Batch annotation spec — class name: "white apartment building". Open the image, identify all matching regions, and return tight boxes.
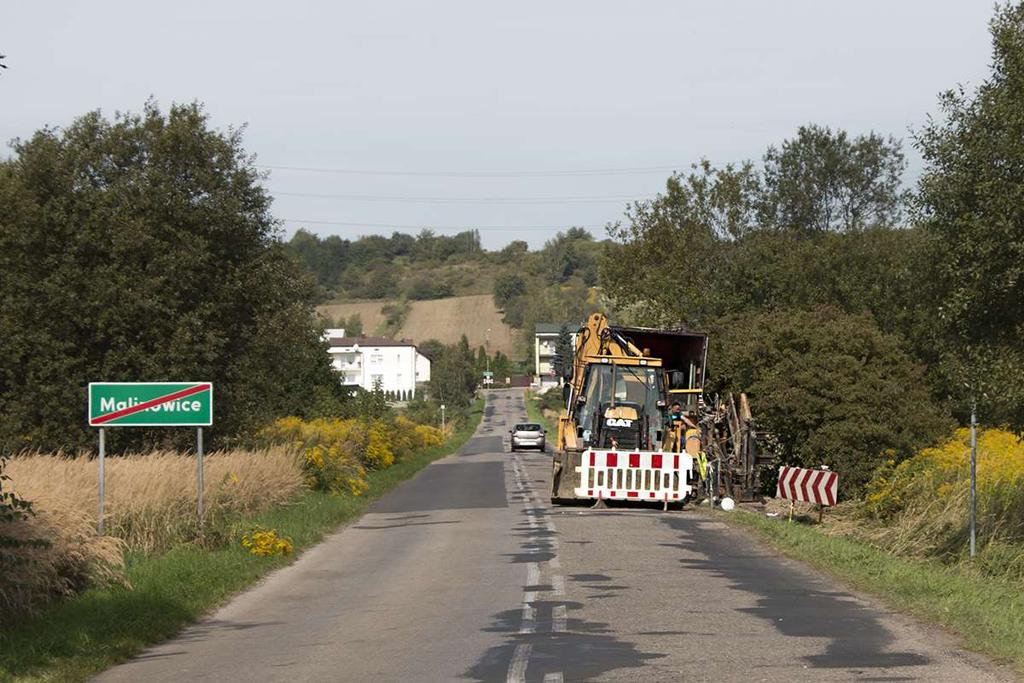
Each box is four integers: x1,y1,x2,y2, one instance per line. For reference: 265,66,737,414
325,330,431,397
534,323,578,389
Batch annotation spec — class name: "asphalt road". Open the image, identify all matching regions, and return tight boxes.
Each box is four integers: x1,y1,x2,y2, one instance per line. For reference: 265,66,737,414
97,389,1012,682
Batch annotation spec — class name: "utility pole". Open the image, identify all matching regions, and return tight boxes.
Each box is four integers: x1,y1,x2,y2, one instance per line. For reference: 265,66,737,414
970,397,977,559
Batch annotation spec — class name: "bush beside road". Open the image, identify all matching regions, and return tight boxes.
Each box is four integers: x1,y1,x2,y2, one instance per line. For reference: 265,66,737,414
524,389,560,437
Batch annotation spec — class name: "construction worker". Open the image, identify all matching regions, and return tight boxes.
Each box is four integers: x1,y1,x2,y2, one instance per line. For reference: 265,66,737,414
665,401,697,451
669,401,697,429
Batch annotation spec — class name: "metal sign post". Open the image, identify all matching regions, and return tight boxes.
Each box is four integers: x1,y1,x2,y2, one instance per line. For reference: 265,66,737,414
98,428,106,535
970,399,977,559
441,404,446,432
197,427,205,527
89,382,213,535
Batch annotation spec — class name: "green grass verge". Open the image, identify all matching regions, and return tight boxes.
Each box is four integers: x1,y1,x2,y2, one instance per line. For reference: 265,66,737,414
524,390,557,434
0,399,484,683
725,510,1024,673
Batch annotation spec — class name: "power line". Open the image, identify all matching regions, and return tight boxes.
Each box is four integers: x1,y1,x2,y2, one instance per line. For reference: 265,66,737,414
282,218,612,232
272,190,651,204
259,163,683,178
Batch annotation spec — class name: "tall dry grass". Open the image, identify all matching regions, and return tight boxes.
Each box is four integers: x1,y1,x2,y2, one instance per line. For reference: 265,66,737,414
2,447,305,618
6,447,305,554
1,504,125,621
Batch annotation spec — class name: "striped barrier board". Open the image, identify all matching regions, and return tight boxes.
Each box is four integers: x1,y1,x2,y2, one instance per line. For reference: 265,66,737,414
575,450,694,502
776,465,838,506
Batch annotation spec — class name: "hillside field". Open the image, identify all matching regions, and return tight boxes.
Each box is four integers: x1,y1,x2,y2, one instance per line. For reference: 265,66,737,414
319,294,520,358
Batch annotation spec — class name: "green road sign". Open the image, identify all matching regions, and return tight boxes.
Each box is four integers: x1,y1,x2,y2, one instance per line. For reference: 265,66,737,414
483,371,494,378
88,382,213,427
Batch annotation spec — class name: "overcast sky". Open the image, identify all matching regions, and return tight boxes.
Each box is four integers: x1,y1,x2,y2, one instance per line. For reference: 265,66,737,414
2,1,997,249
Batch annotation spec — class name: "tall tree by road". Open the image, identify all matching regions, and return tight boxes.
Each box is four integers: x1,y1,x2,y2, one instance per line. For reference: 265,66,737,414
603,126,910,328
553,324,574,381
0,101,343,451
915,1,1024,430
604,162,754,326
760,125,906,233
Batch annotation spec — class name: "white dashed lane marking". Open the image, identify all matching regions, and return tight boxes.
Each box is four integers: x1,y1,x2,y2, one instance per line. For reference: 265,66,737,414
508,643,531,683
504,392,565,683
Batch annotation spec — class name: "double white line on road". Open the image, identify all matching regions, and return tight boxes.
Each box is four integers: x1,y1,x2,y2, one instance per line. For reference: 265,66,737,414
508,436,566,683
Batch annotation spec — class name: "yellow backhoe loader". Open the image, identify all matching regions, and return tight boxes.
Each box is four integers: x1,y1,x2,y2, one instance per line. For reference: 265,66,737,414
549,313,766,505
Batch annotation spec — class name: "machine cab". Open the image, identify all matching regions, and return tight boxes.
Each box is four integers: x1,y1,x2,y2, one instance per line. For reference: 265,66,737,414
573,362,664,450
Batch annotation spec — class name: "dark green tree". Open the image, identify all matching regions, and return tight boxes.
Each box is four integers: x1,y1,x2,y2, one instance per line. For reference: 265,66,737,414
0,102,343,450
493,273,527,309
709,307,950,495
491,351,512,380
603,163,746,326
426,338,477,408
475,346,488,376
344,313,364,337
363,263,400,299
499,240,529,260
553,323,574,380
760,124,906,233
417,338,445,362
603,144,914,330
348,377,390,419
406,277,454,300
915,2,1024,430
286,230,349,294
543,229,594,284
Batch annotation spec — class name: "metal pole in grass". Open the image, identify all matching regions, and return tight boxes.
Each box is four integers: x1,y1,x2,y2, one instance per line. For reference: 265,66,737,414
98,427,106,535
970,398,977,559
197,427,205,528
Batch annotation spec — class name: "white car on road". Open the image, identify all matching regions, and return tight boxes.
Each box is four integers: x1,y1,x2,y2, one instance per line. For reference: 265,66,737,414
509,422,546,451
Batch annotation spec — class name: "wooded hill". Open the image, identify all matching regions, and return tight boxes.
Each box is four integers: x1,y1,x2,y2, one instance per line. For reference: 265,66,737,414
287,226,612,358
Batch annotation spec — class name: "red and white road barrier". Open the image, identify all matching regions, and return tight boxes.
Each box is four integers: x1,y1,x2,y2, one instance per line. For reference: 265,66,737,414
575,450,694,502
776,465,838,506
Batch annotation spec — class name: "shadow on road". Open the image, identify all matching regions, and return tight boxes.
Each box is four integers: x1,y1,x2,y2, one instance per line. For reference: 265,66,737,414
662,516,930,671
467,498,665,682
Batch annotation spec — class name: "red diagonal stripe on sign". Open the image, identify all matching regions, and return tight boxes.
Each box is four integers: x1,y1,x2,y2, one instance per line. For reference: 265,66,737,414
824,472,838,506
776,467,788,499
781,467,793,499
93,384,210,425
799,469,812,502
788,468,800,501
809,471,824,505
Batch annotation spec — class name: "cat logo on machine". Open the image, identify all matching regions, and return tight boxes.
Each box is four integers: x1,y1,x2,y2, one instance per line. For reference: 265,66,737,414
605,418,633,428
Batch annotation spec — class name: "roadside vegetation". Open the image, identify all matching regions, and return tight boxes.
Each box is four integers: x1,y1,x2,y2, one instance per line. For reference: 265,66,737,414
0,400,482,682
1,402,448,622
857,428,1024,579
525,389,561,436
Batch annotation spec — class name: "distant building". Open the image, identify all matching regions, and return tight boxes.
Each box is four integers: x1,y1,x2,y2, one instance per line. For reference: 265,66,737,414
325,330,431,397
534,323,578,389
